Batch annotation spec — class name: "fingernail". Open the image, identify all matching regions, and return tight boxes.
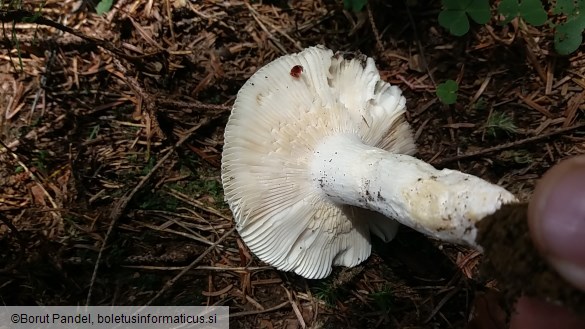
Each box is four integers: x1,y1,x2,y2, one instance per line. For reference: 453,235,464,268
530,156,585,290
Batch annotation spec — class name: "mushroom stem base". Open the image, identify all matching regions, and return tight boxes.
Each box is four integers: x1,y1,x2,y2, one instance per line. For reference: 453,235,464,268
310,133,517,247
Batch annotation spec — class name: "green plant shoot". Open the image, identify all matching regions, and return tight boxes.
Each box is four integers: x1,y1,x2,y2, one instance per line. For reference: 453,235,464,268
436,80,459,105
485,112,517,137
96,0,113,15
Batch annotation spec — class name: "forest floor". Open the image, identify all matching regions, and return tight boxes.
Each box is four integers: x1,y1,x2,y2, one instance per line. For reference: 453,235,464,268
0,0,584,328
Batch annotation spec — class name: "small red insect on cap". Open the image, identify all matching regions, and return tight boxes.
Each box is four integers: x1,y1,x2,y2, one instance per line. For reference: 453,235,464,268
290,65,303,78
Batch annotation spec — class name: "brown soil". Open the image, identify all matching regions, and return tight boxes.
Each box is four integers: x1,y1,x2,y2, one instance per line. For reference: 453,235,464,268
1,0,584,328
476,203,585,316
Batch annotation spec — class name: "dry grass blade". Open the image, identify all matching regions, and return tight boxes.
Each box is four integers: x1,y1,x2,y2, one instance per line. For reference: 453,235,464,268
165,188,231,220
136,221,215,246
245,3,287,55
284,286,307,329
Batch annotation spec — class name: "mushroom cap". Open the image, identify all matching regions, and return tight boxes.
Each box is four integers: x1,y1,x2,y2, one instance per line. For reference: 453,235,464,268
221,46,416,279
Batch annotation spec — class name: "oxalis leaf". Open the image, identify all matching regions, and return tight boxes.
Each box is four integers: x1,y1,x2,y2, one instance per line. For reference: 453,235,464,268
555,15,585,55
95,0,113,15
467,0,491,24
498,0,519,24
498,0,547,26
518,0,547,26
438,10,471,36
439,0,490,35
553,0,578,15
436,80,459,105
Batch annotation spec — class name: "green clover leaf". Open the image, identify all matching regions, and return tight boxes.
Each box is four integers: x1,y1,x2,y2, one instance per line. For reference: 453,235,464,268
439,0,491,36
436,80,459,105
498,0,547,26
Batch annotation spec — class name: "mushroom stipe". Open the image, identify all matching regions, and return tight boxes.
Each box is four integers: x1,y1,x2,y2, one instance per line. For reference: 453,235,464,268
477,203,585,316
221,46,584,315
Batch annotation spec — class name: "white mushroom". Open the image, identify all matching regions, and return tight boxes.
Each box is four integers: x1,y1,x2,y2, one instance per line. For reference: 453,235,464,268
221,45,517,279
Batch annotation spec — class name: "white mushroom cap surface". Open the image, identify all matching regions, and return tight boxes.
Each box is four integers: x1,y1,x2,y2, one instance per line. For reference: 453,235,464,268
221,46,517,279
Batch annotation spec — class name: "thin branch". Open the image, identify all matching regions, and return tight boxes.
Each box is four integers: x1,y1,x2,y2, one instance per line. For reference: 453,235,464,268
432,121,585,166
156,99,231,112
0,9,156,61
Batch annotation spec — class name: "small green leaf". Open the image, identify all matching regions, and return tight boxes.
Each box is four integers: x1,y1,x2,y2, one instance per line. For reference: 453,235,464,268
467,0,491,24
343,0,367,12
498,0,519,24
436,80,459,105
95,0,113,15
438,10,470,36
553,0,578,15
498,0,549,26
519,0,547,26
554,18,585,55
